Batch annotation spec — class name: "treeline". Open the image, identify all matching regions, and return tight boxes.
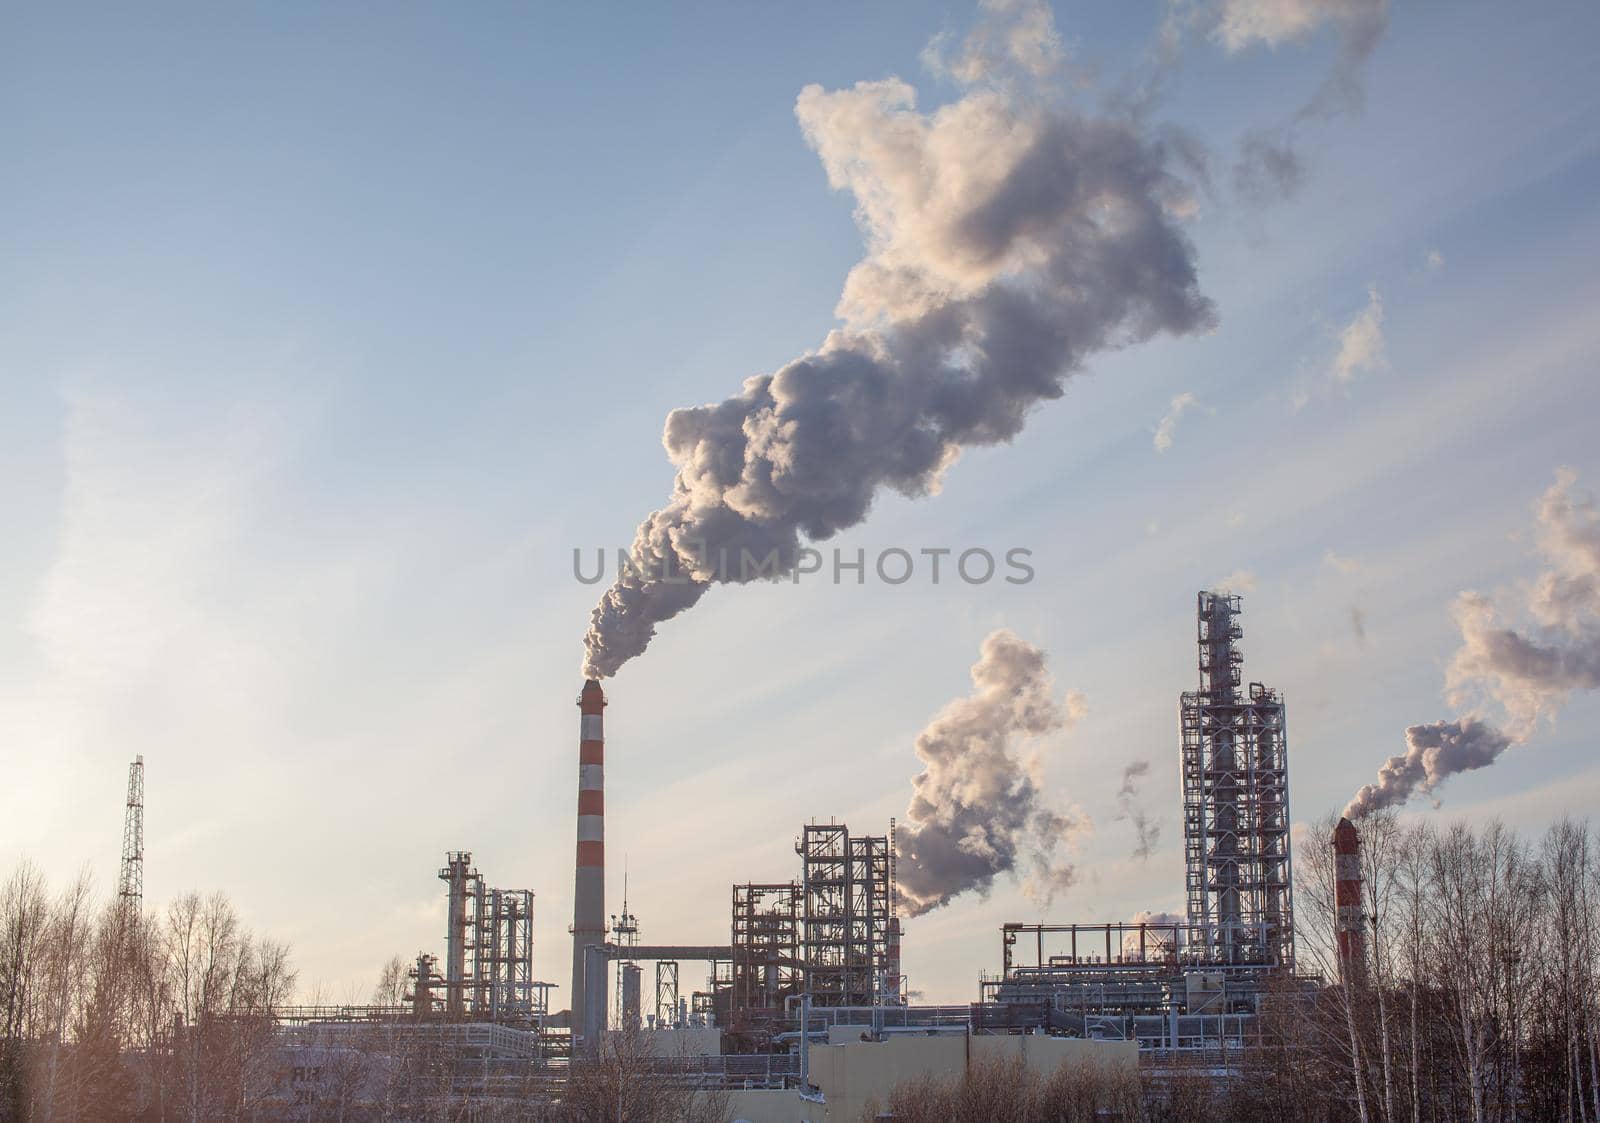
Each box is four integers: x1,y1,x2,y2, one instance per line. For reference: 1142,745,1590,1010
0,865,294,1121
1280,813,1600,1123
873,816,1600,1123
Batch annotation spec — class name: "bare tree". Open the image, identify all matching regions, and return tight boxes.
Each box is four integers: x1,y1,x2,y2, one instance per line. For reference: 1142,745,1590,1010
562,1027,728,1123
0,863,52,1118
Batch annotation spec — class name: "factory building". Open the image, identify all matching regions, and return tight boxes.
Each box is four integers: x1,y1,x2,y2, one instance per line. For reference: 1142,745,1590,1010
976,592,1309,1052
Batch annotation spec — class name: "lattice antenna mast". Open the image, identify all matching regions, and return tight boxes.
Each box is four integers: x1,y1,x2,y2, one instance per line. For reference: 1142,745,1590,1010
118,755,145,911
611,860,640,1022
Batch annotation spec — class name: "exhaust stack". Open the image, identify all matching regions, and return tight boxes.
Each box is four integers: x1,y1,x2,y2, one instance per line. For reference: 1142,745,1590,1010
571,679,607,1037
1333,816,1365,981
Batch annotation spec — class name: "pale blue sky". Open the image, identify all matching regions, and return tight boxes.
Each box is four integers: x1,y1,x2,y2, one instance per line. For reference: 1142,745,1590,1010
3,1,1599,1004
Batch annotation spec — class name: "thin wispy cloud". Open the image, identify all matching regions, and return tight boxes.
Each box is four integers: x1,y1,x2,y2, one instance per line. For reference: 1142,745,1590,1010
1331,283,1387,385
1215,0,1388,55
1153,391,1199,452
1323,549,1362,574
1349,604,1368,644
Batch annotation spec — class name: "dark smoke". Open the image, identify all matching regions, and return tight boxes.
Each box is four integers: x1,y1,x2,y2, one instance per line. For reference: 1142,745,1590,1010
1234,129,1304,202
1344,718,1515,819
1215,0,1390,203
1115,759,1161,861
895,630,1083,917
581,0,1215,678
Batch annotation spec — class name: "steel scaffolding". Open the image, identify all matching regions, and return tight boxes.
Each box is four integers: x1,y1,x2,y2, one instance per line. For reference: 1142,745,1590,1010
437,852,539,1020
798,824,895,1008
477,888,536,1020
655,960,679,1027
1180,593,1294,967
730,882,803,1026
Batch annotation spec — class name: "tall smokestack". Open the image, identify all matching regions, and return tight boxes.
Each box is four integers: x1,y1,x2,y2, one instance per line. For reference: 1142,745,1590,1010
571,679,607,1038
1333,817,1365,982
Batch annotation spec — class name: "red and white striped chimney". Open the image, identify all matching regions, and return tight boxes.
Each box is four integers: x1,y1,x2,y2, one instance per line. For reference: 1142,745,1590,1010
1333,816,1365,980
571,679,606,1037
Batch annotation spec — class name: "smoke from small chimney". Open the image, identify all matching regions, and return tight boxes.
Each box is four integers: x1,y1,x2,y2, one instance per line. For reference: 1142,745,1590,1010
1347,470,1598,816
1115,759,1160,861
894,630,1083,917
1343,718,1515,819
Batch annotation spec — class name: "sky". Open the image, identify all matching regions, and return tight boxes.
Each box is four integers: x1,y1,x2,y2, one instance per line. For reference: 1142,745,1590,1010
3,0,1600,1007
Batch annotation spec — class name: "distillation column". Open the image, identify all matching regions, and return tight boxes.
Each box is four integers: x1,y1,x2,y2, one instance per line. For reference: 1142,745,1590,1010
439,853,476,1016
1181,591,1295,967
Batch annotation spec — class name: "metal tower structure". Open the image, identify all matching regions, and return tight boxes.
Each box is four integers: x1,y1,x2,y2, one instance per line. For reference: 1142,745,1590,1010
655,961,680,1027
797,823,893,1007
476,887,536,1019
1180,592,1294,967
730,881,803,1024
610,870,640,1028
118,755,145,911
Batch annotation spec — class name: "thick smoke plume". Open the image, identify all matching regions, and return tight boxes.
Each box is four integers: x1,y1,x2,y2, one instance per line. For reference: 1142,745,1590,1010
1115,759,1161,861
581,0,1215,678
895,630,1083,917
1346,470,1598,816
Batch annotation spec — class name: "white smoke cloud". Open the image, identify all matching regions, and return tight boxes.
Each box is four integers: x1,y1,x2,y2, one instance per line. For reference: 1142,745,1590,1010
1348,470,1600,815
1114,759,1161,861
581,0,1216,678
1153,391,1199,453
1122,909,1186,958
1447,471,1600,731
1215,0,1387,54
923,0,1065,87
1331,283,1386,384
1323,549,1361,574
1215,568,1257,594
1528,468,1600,633
895,630,1084,917
1424,248,1445,272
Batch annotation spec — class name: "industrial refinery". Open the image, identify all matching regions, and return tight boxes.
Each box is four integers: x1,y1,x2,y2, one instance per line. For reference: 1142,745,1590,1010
231,590,1341,1117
